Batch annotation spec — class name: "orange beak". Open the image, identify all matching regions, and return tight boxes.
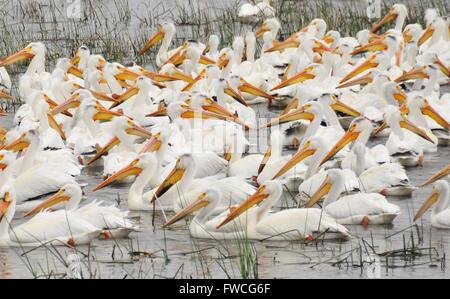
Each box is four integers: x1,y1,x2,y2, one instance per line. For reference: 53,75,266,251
418,25,435,47
151,159,186,203
139,27,165,55
371,8,398,32
320,123,360,165
50,96,80,116
47,113,66,141
24,188,71,217
224,82,248,107
257,146,272,175
87,136,120,165
110,87,139,108
421,100,449,130
181,69,206,92
394,66,429,82
414,189,440,222
0,192,11,223
339,54,379,84
140,133,162,153
270,67,316,91
115,68,141,82
92,158,143,191
351,39,387,55
146,106,167,117
419,164,450,187
1,134,30,152
272,141,316,179
162,192,210,228
67,65,84,79
434,55,450,77
239,79,274,101
337,72,373,89
259,105,315,129
329,95,361,117
304,176,332,208
216,185,269,229
265,39,300,53
255,23,270,38
0,47,34,66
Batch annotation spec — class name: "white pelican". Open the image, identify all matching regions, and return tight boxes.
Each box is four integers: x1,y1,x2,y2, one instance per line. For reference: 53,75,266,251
0,183,100,247
24,183,136,239
305,169,401,225
139,22,177,67
0,131,80,208
371,4,408,33
216,180,351,241
343,142,416,196
376,107,435,167
86,115,153,178
414,180,450,229
162,188,257,239
93,153,252,212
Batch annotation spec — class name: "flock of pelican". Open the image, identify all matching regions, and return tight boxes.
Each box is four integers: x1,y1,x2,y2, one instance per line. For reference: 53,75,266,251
0,3,449,246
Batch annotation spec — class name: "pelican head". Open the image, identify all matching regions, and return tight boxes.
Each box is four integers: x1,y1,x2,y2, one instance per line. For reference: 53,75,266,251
71,45,90,65
93,153,157,191
414,180,449,221
139,22,175,55
419,16,447,46
323,30,340,46
24,183,83,217
340,53,388,84
318,94,361,117
87,55,106,70
371,4,408,33
0,42,45,66
403,24,423,43
408,95,449,130
382,81,407,104
309,18,327,39
375,108,435,143
255,18,281,38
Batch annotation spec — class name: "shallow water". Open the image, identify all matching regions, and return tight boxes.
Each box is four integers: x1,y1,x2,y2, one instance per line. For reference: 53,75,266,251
1,97,449,279
0,0,449,280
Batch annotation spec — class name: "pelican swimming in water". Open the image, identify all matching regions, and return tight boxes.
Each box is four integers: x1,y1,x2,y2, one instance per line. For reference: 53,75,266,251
24,183,136,239
0,182,100,247
304,169,401,225
215,180,351,241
